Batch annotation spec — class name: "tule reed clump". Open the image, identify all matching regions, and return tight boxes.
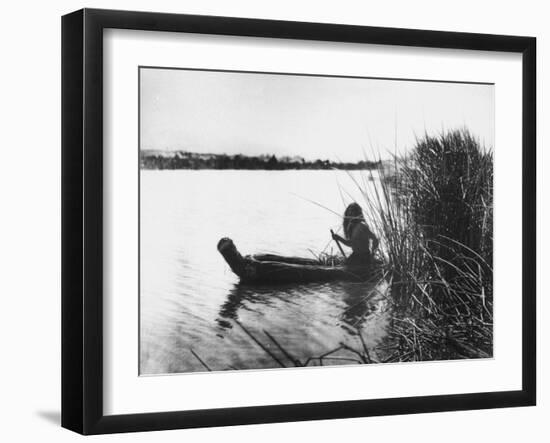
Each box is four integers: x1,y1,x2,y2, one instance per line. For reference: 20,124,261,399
358,129,493,361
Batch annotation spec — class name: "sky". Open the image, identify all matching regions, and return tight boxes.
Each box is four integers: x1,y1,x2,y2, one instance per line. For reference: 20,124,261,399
140,67,494,162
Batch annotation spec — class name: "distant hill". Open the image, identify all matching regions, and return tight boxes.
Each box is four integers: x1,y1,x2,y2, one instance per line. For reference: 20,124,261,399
140,150,381,170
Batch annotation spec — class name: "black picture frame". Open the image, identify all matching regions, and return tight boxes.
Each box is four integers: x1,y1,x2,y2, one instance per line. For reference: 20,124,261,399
62,8,536,435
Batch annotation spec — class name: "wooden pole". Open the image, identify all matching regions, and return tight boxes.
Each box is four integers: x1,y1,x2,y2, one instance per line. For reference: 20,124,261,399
330,229,347,259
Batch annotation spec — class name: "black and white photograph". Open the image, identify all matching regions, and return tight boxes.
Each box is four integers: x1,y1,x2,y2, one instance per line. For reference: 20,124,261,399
139,67,494,375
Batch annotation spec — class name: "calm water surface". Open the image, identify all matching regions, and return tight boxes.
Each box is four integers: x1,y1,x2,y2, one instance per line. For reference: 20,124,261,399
140,170,390,374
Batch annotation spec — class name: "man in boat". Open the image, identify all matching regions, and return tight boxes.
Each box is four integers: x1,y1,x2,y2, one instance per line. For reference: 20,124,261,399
331,203,379,267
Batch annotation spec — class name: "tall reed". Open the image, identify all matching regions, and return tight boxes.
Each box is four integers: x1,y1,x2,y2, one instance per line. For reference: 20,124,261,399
359,129,493,361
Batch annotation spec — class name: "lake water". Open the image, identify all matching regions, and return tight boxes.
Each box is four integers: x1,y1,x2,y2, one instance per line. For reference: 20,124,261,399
140,170,390,374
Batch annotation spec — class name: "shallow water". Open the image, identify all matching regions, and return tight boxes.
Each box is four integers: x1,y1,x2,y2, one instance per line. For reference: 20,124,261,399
140,170,390,374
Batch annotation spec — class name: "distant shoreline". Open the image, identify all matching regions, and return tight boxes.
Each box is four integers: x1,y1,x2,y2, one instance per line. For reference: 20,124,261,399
140,150,381,171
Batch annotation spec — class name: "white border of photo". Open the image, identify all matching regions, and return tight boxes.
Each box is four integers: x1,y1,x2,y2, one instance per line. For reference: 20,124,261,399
103,29,522,415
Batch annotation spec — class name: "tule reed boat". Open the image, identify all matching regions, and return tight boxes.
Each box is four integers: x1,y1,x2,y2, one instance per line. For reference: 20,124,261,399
217,237,382,284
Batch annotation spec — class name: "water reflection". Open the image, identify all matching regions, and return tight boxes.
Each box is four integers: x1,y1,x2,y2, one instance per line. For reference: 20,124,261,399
217,278,389,335
216,282,319,330
339,278,389,328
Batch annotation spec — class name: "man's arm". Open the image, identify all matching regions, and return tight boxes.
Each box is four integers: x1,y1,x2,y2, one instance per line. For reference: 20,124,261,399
369,230,379,251
332,232,352,247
